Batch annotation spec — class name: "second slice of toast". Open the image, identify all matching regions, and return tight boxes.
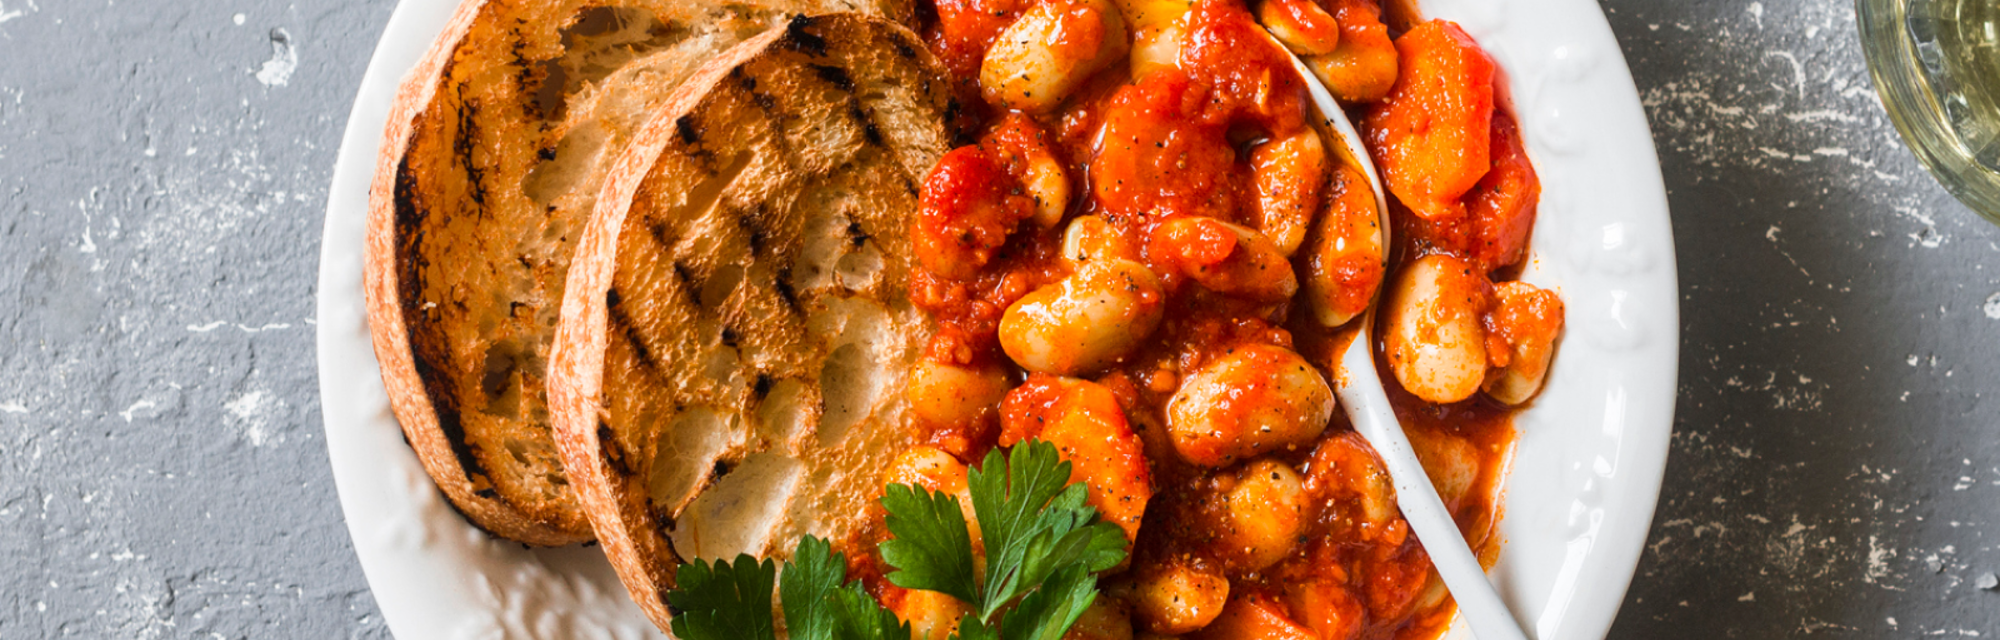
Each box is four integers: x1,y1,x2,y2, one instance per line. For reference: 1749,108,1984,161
547,12,968,629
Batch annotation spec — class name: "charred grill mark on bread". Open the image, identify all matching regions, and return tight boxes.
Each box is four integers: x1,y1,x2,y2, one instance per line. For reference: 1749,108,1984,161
605,289,668,377
853,104,888,148
737,206,772,256
645,221,678,267
779,15,829,56
597,420,633,478
674,114,701,146
672,260,697,292
451,99,489,209
822,56,892,152
732,68,775,112
812,64,856,91
942,98,970,145
772,268,799,310
416,346,491,491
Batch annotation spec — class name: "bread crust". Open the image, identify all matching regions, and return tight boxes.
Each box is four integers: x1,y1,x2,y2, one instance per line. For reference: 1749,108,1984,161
549,13,967,628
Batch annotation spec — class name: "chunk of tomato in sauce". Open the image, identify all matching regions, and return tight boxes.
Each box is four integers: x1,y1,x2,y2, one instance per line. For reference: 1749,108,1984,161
1197,593,1318,640
914,146,1036,280
1176,0,1309,131
1091,70,1242,223
1363,20,1495,222
1385,111,1539,271
983,112,1065,179
1465,111,1539,271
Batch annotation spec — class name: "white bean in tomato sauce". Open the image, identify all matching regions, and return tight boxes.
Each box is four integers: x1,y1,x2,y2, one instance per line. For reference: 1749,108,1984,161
1166,343,1334,467
1382,253,1491,404
998,257,1165,375
980,0,1130,113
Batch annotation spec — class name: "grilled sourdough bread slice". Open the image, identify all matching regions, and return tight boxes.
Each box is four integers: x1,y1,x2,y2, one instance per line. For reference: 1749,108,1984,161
365,0,912,545
547,13,968,627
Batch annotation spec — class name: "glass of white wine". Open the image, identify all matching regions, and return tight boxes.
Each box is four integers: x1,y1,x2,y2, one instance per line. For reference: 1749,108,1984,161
1860,0,2000,224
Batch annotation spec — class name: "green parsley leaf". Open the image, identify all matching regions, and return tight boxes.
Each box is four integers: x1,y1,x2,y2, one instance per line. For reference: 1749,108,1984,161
1033,477,1126,583
997,563,1097,640
780,535,846,640
960,441,1128,622
965,441,1074,619
878,482,980,605
783,535,912,640
828,584,911,640
668,554,779,640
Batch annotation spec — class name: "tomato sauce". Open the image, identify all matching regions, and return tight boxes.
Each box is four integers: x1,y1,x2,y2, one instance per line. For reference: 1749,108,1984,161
889,0,1544,638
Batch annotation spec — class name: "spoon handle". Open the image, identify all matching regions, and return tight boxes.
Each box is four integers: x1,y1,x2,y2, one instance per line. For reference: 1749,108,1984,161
1337,318,1532,640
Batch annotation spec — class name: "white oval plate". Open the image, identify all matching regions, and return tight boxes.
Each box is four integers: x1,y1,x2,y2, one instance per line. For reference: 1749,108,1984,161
316,0,1677,637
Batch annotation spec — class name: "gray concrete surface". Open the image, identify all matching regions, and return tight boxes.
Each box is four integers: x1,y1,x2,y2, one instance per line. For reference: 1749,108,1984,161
0,1,396,637
1602,1,2000,636
0,0,1994,638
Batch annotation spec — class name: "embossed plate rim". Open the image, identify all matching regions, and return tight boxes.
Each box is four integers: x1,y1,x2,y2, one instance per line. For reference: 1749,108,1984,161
315,0,1677,638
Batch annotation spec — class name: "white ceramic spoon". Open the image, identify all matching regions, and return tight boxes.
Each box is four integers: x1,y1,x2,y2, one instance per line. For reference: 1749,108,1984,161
1276,43,1534,640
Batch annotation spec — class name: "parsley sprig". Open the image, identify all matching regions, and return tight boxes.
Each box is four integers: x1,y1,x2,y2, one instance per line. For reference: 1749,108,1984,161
666,441,1129,640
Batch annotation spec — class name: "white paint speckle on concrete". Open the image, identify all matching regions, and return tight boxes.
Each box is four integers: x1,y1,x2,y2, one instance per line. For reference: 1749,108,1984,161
1983,292,2000,319
117,400,156,423
254,28,296,87
1865,535,1895,584
0,1,27,25
224,389,280,447
187,321,295,333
